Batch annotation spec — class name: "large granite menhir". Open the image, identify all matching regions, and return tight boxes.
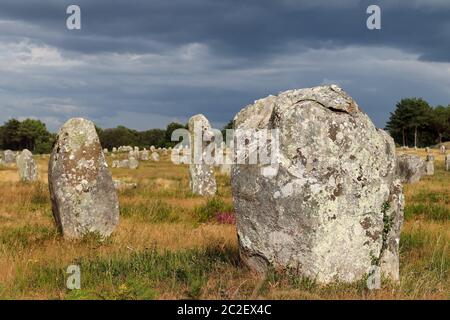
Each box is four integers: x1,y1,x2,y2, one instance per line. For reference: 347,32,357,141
48,118,119,239
231,85,404,283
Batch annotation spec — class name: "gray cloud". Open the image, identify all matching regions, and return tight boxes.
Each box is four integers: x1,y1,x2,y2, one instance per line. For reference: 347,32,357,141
0,1,449,131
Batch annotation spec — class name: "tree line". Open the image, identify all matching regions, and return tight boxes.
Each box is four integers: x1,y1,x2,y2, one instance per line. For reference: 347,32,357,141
1,98,448,154
0,119,188,154
0,119,55,154
95,122,187,150
386,98,450,148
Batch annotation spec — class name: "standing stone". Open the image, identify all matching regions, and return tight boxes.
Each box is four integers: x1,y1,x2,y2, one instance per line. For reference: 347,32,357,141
150,145,156,152
424,155,434,176
188,114,217,196
141,149,149,161
128,157,139,169
103,148,108,154
114,159,130,168
128,150,139,159
397,154,426,184
231,85,403,283
112,147,117,153
48,118,119,239
151,152,160,162
16,149,39,182
445,155,450,171
2,150,16,164
440,145,446,154
113,179,137,191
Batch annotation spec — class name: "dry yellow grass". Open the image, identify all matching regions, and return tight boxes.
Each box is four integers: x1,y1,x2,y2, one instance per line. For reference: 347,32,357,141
0,150,448,300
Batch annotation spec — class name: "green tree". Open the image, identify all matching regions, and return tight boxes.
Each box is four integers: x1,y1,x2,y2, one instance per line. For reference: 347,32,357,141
430,105,450,144
18,119,52,152
0,118,53,153
221,120,234,142
140,129,166,147
1,119,22,149
386,98,433,147
98,126,139,149
165,122,186,147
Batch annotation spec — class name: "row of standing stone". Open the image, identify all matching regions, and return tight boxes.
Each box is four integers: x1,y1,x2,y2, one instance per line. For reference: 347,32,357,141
110,147,165,169
0,149,39,182
1,85,449,285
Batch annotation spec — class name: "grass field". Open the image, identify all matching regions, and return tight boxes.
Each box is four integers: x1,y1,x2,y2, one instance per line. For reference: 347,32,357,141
0,149,448,300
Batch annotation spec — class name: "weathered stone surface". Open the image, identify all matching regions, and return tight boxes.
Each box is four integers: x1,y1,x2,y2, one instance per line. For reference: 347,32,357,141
424,155,434,176
141,150,149,161
379,179,404,281
128,150,139,159
151,152,160,162
16,149,39,182
112,159,130,168
188,114,217,196
440,145,446,154
113,179,137,191
119,146,132,153
231,85,403,283
396,154,425,184
445,155,450,171
128,156,139,169
1,150,16,164
48,118,119,239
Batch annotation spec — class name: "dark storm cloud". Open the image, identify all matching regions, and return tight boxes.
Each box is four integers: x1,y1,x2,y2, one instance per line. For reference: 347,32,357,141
0,0,449,61
0,0,449,131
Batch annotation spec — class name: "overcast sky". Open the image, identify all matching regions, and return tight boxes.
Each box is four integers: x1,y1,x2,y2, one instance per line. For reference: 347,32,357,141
0,0,449,131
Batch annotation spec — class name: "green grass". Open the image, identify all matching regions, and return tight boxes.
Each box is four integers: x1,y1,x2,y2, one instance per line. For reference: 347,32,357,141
411,191,449,205
120,200,179,223
1,152,448,300
399,226,449,295
16,244,239,300
195,197,234,223
404,203,449,221
0,225,58,251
